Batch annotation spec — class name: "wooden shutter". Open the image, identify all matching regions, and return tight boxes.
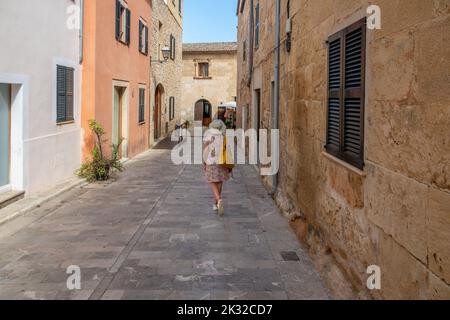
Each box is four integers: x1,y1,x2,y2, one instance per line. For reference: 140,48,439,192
115,0,121,40
125,8,131,46
326,32,342,157
139,20,143,52
326,18,365,169
56,66,67,123
255,3,260,48
170,35,175,60
172,36,176,59
139,88,145,123
145,26,149,55
343,20,365,169
65,68,74,121
169,97,175,120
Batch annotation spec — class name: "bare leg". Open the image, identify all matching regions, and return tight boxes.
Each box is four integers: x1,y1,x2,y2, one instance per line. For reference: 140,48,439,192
209,182,221,204
218,182,223,198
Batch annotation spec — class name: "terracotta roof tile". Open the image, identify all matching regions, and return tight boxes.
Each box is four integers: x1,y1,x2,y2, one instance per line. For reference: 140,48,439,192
183,42,237,53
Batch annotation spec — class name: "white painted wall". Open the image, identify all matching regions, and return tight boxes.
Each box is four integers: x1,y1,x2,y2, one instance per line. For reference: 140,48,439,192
0,0,82,194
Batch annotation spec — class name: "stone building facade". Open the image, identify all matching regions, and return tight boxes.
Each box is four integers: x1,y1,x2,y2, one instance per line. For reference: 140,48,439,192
236,0,450,299
181,43,237,125
150,0,183,144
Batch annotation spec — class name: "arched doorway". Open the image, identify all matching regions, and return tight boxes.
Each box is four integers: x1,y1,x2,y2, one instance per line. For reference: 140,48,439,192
154,84,164,140
194,99,212,127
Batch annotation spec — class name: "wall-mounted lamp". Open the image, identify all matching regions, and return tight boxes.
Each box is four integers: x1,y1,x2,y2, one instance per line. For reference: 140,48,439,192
151,45,171,64
285,18,292,53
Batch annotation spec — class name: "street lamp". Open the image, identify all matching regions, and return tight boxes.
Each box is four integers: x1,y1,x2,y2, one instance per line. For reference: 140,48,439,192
152,46,171,64
161,46,171,61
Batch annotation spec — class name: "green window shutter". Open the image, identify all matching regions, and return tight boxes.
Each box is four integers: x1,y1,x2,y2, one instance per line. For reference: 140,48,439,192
145,26,149,55
126,8,131,46
139,20,143,52
115,0,121,40
56,66,67,123
65,68,74,121
139,88,145,123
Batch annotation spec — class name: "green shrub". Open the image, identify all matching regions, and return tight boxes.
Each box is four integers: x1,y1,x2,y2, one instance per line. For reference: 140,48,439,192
77,120,124,182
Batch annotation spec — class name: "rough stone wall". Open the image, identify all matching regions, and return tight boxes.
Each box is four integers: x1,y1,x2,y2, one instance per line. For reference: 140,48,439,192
150,0,183,144
181,50,237,121
236,0,450,299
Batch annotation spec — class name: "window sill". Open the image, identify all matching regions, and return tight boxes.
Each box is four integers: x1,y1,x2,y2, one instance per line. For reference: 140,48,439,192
194,77,212,80
57,120,75,126
117,38,128,46
321,150,366,177
138,121,146,126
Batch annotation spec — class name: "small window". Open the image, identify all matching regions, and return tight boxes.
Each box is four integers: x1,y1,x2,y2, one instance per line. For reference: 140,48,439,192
56,65,75,124
326,18,366,169
197,62,209,78
139,19,149,55
170,34,176,60
178,0,182,15
169,96,175,121
243,39,247,61
115,0,130,45
255,3,260,49
138,88,145,123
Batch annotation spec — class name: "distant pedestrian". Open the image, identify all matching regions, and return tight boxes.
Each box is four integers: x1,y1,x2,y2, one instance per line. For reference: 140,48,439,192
203,119,233,216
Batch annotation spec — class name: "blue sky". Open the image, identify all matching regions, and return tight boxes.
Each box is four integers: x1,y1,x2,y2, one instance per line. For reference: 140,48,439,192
183,0,238,43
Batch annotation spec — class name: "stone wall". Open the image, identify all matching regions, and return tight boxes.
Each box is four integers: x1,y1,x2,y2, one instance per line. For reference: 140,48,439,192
150,0,183,144
236,0,450,299
181,48,237,121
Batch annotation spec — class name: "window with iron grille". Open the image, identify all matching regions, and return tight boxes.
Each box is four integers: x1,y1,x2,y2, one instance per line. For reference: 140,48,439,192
138,88,145,123
326,18,366,170
56,65,74,124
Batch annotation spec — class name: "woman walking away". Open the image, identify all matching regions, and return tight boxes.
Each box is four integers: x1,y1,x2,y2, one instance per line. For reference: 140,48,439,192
203,120,232,216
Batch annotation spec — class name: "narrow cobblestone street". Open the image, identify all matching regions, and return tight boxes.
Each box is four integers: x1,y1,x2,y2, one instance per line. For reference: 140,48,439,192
0,142,329,300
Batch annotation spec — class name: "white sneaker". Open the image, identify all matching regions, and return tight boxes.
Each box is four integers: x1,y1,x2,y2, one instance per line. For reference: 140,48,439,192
217,200,224,216
213,204,218,211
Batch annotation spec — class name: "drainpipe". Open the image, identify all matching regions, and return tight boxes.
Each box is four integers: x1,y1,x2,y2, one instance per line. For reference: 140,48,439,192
79,0,84,64
269,0,281,196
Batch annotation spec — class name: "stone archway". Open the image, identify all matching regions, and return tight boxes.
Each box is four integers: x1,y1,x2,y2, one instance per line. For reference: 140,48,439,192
194,99,212,127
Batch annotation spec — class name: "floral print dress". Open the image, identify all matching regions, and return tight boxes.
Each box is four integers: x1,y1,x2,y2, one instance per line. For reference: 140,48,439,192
203,134,231,183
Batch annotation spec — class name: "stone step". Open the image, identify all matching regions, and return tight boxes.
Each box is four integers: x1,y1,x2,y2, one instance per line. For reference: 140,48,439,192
0,190,25,210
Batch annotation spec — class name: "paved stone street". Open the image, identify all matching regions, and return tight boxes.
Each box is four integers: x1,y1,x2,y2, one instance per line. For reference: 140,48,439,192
0,144,329,300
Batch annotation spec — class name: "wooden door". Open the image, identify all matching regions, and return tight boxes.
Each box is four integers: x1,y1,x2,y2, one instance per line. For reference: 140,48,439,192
194,101,203,123
113,87,123,159
202,101,212,127
154,88,161,139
